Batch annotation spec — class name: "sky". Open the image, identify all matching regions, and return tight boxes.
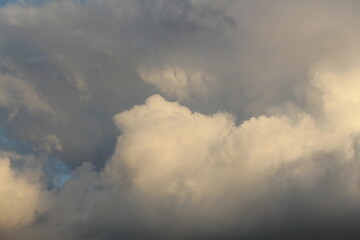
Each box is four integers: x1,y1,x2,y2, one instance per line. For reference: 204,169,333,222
1,0,360,239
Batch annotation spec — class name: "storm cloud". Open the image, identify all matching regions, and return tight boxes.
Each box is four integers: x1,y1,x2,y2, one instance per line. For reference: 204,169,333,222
1,0,360,239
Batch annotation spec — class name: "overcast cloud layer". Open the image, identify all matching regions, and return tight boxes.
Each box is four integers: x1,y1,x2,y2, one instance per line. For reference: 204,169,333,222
2,0,360,239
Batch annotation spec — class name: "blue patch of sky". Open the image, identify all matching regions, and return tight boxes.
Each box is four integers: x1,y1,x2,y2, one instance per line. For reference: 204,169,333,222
0,128,9,144
0,0,86,7
0,127,33,154
0,0,17,7
0,127,71,189
0,0,50,6
44,157,72,189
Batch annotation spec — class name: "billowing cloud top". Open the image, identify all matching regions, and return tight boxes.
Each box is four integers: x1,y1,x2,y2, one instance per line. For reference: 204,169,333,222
1,0,360,239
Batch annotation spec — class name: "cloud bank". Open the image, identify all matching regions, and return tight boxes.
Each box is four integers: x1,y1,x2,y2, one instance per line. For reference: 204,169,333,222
2,0,360,239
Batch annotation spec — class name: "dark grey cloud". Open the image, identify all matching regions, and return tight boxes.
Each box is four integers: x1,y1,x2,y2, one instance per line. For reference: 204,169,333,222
0,0,238,168
2,0,360,239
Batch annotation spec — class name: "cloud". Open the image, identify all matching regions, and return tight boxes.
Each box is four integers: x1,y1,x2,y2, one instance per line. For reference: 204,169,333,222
2,0,360,239
0,73,51,116
101,86,360,238
138,66,217,101
4,66,360,239
0,157,44,230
